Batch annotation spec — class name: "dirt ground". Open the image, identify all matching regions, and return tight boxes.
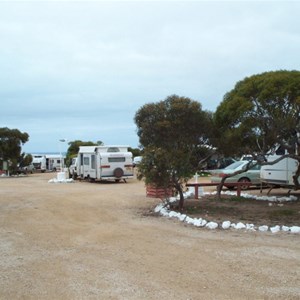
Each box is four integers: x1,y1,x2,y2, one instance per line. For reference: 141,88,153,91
0,173,299,299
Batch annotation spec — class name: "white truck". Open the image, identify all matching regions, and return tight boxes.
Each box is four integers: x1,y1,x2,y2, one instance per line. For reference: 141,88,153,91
76,145,134,182
32,154,47,172
260,149,299,188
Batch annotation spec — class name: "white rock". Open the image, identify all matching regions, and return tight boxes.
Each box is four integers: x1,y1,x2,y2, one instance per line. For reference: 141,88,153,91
206,222,218,230
185,216,194,224
281,226,290,232
48,178,74,183
160,208,169,217
168,211,179,218
235,222,246,229
222,221,231,229
258,225,269,232
290,226,300,234
178,214,187,221
193,219,202,227
200,219,207,227
246,224,256,231
154,204,163,213
270,225,280,233
168,197,177,203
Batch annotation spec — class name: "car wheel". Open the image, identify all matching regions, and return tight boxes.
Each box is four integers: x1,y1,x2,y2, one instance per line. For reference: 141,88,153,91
238,177,251,190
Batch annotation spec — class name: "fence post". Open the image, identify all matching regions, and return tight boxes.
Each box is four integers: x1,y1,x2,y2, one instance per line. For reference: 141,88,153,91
237,184,241,197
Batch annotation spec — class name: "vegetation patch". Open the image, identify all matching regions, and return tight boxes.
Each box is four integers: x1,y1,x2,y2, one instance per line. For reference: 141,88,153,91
170,194,300,227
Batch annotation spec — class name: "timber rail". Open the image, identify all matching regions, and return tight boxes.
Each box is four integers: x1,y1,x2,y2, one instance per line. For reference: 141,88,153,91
186,182,251,199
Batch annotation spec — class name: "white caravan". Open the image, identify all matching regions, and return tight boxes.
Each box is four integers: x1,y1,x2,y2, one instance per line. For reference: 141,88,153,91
45,154,65,171
77,145,134,182
32,154,47,172
260,148,299,188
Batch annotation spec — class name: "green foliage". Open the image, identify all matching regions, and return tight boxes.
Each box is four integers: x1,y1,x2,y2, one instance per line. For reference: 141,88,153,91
269,209,297,218
214,70,300,156
19,153,33,167
135,95,213,209
0,127,29,172
136,95,212,149
136,146,175,189
66,140,99,166
128,147,142,157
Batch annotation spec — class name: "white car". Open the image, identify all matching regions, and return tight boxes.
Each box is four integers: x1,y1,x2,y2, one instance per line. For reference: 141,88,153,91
133,156,142,167
210,160,261,190
18,164,35,174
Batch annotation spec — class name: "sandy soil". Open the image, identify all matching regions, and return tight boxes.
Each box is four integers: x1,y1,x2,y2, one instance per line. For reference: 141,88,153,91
0,173,299,300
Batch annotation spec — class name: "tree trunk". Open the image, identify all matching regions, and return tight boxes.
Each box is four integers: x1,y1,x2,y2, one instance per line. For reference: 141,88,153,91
216,182,223,200
173,178,185,210
292,161,300,189
178,188,184,211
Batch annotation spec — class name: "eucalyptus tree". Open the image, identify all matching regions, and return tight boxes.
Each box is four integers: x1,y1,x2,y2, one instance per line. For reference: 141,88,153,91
65,140,102,165
0,127,30,172
135,95,213,210
214,70,300,190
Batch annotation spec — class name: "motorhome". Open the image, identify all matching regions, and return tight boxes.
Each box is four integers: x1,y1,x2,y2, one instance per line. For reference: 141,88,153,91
32,154,66,172
76,145,134,182
260,147,299,188
32,154,46,172
45,154,65,171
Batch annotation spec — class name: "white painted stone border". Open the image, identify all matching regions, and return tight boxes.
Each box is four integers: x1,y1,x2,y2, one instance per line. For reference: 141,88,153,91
154,190,300,234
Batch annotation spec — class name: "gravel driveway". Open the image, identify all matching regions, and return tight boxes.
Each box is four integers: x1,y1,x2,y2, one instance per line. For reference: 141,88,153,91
0,173,299,299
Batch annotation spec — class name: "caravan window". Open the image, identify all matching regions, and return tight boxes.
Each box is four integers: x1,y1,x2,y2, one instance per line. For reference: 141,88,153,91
91,155,96,169
108,157,125,163
84,157,89,165
275,146,285,156
107,147,120,152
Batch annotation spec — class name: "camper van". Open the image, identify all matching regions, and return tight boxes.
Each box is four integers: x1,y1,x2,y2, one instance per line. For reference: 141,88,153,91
260,147,299,188
45,154,65,171
32,154,47,172
76,145,134,182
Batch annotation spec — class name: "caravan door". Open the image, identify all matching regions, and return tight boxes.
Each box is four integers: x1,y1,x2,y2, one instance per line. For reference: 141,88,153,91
80,153,96,179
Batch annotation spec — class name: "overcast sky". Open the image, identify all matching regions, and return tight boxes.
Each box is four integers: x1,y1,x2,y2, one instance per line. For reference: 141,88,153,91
1,0,300,153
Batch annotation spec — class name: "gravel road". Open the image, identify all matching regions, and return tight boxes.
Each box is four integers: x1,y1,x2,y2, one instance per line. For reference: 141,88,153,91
0,173,299,299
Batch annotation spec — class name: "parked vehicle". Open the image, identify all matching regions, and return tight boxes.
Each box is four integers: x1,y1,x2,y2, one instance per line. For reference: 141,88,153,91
32,155,46,172
32,154,65,172
45,154,65,171
210,160,261,190
76,145,134,182
205,157,236,170
240,154,253,161
133,156,142,167
68,157,78,179
260,149,299,188
18,164,35,174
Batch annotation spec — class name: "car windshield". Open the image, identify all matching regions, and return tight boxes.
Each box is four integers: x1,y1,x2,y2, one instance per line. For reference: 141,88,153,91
224,161,245,170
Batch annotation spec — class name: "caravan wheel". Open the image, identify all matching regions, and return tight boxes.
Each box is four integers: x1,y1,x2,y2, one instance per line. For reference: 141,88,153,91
114,168,124,178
